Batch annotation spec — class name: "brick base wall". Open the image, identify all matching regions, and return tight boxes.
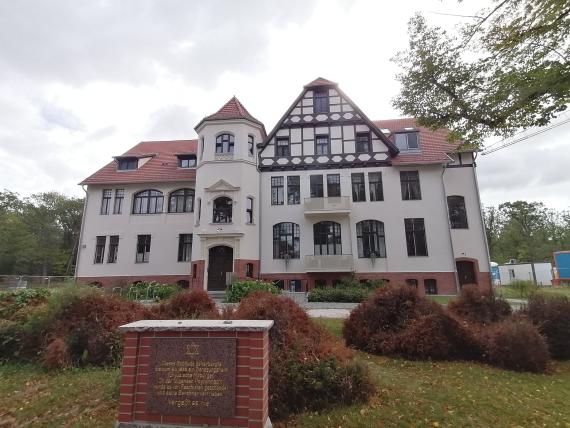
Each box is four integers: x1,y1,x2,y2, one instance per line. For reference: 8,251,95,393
233,259,261,281
118,328,270,428
190,260,206,290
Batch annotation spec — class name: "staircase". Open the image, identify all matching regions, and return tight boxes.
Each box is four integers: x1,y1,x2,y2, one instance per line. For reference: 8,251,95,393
208,290,226,304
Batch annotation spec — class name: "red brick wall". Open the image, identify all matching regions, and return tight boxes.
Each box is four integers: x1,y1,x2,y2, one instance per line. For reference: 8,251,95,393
118,329,270,428
233,259,260,281
191,260,206,290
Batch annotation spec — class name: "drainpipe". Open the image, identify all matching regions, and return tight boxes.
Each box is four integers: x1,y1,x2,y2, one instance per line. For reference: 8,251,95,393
74,185,89,284
440,165,460,293
257,144,263,282
472,152,493,286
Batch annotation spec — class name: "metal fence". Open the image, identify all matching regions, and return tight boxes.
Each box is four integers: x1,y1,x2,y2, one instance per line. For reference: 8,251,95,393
0,275,76,291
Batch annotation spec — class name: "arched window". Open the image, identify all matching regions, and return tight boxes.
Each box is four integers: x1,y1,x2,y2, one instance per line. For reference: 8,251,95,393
273,222,300,259
356,220,386,258
215,133,234,154
313,221,342,255
132,190,163,214
213,197,233,223
447,195,468,229
168,189,194,213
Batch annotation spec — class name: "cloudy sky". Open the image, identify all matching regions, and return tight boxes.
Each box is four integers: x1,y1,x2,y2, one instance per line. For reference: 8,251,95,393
0,0,568,210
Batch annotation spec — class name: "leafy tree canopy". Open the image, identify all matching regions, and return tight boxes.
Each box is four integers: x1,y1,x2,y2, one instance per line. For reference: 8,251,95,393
393,0,570,145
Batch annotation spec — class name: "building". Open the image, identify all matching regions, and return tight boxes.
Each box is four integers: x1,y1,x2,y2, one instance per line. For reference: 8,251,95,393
76,77,491,295
498,261,553,286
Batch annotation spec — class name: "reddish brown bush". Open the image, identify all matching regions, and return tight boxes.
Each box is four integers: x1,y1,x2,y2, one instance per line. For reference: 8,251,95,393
525,294,570,360
233,292,372,419
344,284,481,361
484,318,549,373
153,289,217,319
448,285,511,325
43,337,71,369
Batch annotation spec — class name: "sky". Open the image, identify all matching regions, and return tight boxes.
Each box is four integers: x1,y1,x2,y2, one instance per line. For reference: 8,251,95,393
0,0,568,210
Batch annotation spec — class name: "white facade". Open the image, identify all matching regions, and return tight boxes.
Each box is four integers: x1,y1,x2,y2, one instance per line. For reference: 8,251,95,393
76,79,491,294
498,263,553,286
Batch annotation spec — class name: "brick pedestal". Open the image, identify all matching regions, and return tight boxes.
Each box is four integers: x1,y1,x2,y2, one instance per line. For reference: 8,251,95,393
116,320,273,428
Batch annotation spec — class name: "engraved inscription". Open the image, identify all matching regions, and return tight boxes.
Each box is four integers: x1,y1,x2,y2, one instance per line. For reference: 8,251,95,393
146,338,236,418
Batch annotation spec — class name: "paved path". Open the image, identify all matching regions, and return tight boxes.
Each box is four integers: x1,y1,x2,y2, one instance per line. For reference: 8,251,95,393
307,308,351,318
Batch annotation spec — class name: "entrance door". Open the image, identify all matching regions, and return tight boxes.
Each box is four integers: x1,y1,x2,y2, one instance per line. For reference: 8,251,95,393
456,260,476,286
208,246,233,291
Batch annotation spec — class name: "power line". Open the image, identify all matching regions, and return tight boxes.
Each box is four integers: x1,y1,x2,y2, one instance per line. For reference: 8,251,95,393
481,117,570,156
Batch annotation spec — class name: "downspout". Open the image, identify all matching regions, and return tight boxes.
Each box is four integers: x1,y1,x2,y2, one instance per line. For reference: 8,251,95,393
74,185,89,284
257,145,263,282
440,165,461,293
472,152,494,286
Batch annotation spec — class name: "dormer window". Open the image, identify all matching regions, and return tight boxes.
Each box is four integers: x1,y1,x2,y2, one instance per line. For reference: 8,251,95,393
177,154,196,168
395,132,420,151
314,89,329,113
117,157,138,170
215,133,234,154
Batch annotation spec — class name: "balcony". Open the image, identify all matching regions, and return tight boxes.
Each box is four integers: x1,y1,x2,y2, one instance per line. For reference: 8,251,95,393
305,254,354,272
304,197,351,216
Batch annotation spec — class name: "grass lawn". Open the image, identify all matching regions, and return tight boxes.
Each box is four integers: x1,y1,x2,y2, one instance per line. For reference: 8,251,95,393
496,285,570,299
0,364,119,427
2,319,570,427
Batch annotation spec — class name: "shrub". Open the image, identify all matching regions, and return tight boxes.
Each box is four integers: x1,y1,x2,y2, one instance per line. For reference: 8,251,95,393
525,294,570,359
0,319,25,361
44,337,71,370
308,287,370,303
510,280,538,298
484,318,549,373
153,289,217,319
448,284,511,325
0,288,51,320
233,292,372,419
127,281,180,301
344,284,481,361
225,280,280,303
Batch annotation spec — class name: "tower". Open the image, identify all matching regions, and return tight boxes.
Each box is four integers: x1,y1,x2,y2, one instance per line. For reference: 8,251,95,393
191,97,266,291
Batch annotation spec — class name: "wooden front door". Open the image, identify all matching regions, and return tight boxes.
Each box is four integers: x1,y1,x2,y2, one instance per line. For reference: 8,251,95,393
208,246,233,291
456,260,477,286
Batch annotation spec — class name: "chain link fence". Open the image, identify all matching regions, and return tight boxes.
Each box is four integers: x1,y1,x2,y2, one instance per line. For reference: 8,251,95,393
0,275,76,291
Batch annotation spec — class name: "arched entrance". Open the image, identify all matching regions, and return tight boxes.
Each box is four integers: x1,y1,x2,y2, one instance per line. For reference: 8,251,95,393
456,260,477,286
208,246,234,291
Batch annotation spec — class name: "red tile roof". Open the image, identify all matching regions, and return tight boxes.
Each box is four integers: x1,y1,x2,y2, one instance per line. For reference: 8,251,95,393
195,96,264,130
80,140,197,185
374,118,460,165
304,77,338,88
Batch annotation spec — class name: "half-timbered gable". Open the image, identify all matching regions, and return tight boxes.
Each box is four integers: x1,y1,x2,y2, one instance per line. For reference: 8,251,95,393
259,77,398,171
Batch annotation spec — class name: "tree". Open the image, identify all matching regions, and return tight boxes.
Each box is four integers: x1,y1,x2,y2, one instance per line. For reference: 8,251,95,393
393,0,570,145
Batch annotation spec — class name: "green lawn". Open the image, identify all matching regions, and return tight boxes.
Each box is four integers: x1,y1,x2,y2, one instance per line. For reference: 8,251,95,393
496,285,570,299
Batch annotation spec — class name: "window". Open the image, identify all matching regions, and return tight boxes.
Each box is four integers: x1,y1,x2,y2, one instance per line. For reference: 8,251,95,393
369,172,384,201
290,279,302,292
178,155,196,168
100,189,112,215
133,190,164,214
248,135,254,156
200,137,204,160
136,235,151,263
271,177,284,205
287,176,300,204
327,174,341,197
356,220,386,258
400,171,422,200
113,189,124,214
168,188,194,213
246,197,254,224
117,157,137,170
275,280,285,290
215,133,234,154
313,221,342,255
314,89,329,113
178,234,192,262
245,263,254,278
273,222,300,259
315,135,330,155
196,198,201,222
424,279,438,295
406,279,418,288
405,218,428,256
213,197,232,223
351,173,366,202
356,132,371,153
275,137,290,157
395,132,420,151
315,279,327,288
310,175,323,198
94,236,106,264
447,195,468,229
107,235,119,263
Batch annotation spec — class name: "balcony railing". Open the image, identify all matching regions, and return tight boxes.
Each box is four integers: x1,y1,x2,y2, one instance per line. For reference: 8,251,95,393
303,197,351,215
305,254,354,272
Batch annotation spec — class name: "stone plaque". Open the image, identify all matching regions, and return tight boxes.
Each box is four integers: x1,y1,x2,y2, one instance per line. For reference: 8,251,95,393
146,338,236,418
